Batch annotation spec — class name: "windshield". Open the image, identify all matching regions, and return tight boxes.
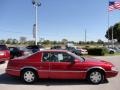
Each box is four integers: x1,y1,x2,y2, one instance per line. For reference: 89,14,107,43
67,51,85,62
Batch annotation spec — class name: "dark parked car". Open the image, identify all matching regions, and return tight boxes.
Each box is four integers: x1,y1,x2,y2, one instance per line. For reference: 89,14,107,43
26,45,44,53
6,50,118,84
66,46,81,56
9,47,32,59
51,45,62,49
0,45,10,63
9,47,24,59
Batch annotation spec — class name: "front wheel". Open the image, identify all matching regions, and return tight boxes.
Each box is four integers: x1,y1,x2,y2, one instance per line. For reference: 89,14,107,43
21,69,38,84
87,70,104,84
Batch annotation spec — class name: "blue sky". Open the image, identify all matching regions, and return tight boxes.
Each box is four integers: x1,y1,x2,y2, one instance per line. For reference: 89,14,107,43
0,0,120,42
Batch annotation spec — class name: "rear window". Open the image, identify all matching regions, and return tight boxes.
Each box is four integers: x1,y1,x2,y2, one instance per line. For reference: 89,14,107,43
0,45,8,50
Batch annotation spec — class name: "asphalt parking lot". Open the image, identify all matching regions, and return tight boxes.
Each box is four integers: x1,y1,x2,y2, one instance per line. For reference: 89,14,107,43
0,56,120,90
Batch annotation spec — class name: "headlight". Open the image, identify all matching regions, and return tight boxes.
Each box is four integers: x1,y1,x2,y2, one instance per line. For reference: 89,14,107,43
111,67,118,71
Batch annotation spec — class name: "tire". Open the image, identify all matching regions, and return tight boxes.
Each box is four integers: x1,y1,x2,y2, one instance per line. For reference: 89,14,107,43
21,69,38,84
87,70,104,84
0,61,5,64
109,51,114,54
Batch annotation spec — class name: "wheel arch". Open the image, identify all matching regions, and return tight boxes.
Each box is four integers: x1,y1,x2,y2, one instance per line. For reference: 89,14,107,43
20,66,39,77
86,66,106,78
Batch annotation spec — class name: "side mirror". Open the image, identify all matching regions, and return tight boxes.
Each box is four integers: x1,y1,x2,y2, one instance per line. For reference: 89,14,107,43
69,57,75,64
70,60,75,64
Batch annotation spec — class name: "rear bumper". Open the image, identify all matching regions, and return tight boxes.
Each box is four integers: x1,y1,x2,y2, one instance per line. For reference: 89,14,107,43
106,71,118,78
81,52,88,55
6,69,20,77
0,58,9,62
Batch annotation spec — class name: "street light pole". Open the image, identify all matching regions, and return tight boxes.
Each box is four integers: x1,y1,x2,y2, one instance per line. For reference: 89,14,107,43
85,29,87,43
35,5,38,45
112,26,114,48
32,0,41,45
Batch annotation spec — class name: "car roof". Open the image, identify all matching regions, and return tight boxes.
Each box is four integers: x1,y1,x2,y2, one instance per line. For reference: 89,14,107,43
39,49,68,53
8,47,18,49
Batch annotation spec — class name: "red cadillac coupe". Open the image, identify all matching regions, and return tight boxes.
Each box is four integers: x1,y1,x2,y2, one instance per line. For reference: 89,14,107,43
6,50,118,84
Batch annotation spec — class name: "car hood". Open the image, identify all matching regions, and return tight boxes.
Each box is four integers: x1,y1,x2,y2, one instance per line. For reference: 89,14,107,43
83,57,114,66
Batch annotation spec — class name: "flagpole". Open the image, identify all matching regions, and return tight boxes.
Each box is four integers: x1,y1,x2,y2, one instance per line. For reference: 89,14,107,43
108,0,120,48
108,0,114,48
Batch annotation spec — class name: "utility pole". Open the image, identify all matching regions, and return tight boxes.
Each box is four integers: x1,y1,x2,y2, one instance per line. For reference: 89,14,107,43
85,29,87,43
108,3,110,48
112,26,114,48
32,0,41,45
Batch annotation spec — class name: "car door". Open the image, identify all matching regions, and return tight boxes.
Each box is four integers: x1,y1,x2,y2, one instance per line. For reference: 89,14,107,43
49,52,84,79
38,52,51,78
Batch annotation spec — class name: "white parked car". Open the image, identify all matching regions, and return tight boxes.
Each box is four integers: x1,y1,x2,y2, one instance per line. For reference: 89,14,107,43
77,48,88,55
107,47,116,54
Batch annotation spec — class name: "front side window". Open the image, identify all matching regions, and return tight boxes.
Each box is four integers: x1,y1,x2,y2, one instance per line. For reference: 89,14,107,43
42,52,50,62
42,52,75,62
62,53,75,62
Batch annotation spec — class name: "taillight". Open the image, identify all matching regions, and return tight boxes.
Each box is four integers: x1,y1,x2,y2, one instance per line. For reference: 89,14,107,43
0,51,5,56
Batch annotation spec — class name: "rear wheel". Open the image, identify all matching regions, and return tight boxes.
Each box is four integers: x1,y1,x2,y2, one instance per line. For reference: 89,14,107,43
0,61,5,64
21,69,38,84
87,70,104,84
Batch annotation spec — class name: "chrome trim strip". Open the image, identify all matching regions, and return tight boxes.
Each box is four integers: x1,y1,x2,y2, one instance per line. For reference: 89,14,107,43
87,66,105,72
7,68,86,73
105,71,118,72
6,69,20,72
20,66,38,71
38,70,87,73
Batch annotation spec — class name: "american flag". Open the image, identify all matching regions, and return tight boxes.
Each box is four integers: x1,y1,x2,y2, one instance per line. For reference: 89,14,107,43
109,1,120,11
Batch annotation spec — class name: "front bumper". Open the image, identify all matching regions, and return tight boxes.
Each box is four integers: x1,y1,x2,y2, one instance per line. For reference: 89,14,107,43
106,70,118,78
81,52,88,55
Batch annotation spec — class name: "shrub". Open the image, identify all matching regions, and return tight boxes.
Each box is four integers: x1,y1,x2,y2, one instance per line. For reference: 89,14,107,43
87,48,108,56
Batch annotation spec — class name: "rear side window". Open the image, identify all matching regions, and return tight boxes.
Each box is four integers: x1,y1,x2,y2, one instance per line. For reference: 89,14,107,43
9,48,14,51
0,45,8,50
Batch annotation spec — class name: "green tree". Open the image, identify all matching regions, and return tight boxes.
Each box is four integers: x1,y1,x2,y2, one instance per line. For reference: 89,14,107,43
20,37,27,44
51,41,57,45
42,40,50,45
6,38,13,44
0,39,5,44
27,40,35,45
12,39,18,44
105,22,120,42
90,41,96,44
61,39,68,44
97,39,104,44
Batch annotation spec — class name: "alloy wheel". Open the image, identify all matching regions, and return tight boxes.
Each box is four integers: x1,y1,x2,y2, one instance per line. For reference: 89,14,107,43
88,71,103,84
